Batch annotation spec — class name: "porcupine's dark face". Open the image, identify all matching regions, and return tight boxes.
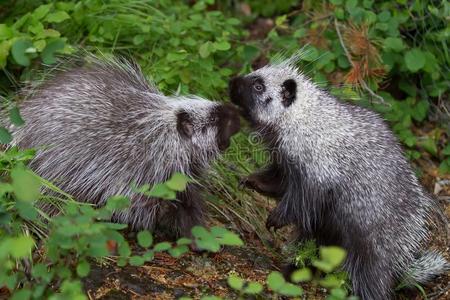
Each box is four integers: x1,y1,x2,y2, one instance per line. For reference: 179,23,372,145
228,66,297,125
176,102,240,156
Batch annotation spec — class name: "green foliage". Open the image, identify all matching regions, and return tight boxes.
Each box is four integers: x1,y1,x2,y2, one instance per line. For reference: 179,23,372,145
223,245,354,299
133,172,191,200
0,146,244,299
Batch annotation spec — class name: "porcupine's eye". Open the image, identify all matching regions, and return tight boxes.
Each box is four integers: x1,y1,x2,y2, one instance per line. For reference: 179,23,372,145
253,78,265,93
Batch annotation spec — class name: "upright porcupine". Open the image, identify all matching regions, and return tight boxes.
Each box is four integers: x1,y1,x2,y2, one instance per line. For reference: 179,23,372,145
9,55,240,238
228,55,449,299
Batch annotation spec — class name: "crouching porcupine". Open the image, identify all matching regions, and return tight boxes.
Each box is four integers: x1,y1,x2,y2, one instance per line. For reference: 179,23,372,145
9,55,240,238
229,55,449,299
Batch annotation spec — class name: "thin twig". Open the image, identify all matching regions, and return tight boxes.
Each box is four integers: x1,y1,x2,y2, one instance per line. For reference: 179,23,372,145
333,18,386,104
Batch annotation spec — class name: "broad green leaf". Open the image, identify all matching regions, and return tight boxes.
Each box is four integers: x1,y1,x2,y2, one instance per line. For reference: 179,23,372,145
148,183,176,200
129,256,145,266
301,46,319,62
383,37,404,52
419,138,437,157
218,232,243,246
199,42,213,58
291,268,312,283
214,41,231,51
267,271,285,291
319,274,344,288
105,195,130,211
165,172,189,191
0,24,13,40
76,260,90,277
227,275,244,290
15,201,38,220
442,145,450,156
319,246,347,269
0,127,12,144
33,4,52,20
41,39,65,64
279,283,303,297
404,49,426,72
177,237,192,245
9,106,25,126
312,260,334,273
153,242,172,252
0,40,11,68
168,245,189,257
11,167,41,202
45,11,70,23
243,282,263,294
9,235,35,258
11,39,34,66
10,289,32,300
137,230,153,248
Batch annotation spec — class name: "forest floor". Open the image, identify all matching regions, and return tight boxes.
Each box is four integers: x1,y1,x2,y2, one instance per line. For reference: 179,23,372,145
84,154,450,300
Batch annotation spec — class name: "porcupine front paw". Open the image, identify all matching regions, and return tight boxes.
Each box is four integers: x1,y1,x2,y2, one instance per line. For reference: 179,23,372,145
266,209,286,232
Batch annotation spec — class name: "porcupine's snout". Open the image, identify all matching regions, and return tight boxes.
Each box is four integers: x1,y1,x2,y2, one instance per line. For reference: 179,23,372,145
228,76,256,121
212,104,240,151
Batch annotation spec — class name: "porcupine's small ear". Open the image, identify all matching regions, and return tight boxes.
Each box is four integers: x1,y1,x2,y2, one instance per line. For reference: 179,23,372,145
177,110,194,139
281,79,297,107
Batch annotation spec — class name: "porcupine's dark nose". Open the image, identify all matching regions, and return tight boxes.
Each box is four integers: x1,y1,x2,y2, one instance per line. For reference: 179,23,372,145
228,76,244,106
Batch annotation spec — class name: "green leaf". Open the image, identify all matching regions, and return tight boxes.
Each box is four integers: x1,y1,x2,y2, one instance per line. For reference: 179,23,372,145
345,0,358,12
442,145,450,156
267,271,285,291
383,37,404,52
243,282,263,294
76,260,90,277
312,260,334,273
41,39,65,64
153,242,172,252
279,283,303,297
319,246,347,269
404,49,426,72
11,289,32,300
9,106,25,126
419,138,437,157
0,25,13,42
15,201,38,220
227,275,244,290
291,268,312,283
168,245,189,257
11,39,34,66
137,230,153,248
218,232,243,246
214,41,231,51
33,4,52,20
177,237,192,245
301,46,319,62
0,127,12,144
105,195,130,211
199,42,213,58
319,274,344,288
412,100,429,122
9,235,35,258
148,183,176,200
129,256,145,266
165,172,189,192
11,167,41,202
45,11,70,23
